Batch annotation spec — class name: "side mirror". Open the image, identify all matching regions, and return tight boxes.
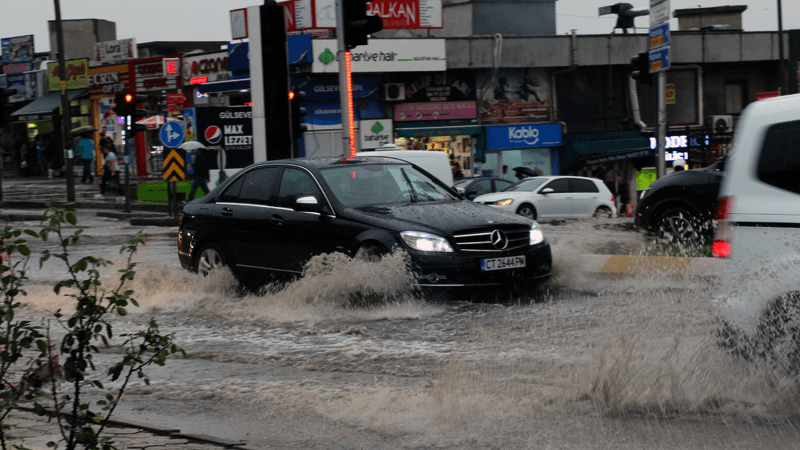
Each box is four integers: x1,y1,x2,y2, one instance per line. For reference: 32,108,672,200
540,188,554,195
294,195,324,213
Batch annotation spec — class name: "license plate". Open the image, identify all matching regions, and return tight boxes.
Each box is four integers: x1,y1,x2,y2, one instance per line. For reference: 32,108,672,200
481,256,526,271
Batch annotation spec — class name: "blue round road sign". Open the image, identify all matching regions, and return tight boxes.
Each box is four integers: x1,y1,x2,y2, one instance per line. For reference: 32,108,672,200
160,121,185,148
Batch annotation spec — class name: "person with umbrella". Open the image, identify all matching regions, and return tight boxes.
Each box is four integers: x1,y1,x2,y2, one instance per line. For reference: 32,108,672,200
75,131,95,184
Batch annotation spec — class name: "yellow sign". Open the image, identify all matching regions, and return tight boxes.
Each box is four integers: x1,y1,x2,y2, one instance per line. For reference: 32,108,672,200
665,83,676,104
47,59,89,92
650,60,663,72
163,149,185,181
636,168,657,191
650,35,664,48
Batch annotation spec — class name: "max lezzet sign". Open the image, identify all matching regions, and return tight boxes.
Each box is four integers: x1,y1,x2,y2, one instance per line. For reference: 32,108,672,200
359,119,393,149
312,39,445,73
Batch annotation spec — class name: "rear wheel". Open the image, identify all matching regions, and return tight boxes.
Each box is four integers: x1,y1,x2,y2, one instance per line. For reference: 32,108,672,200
516,204,536,220
196,243,227,277
593,206,613,218
656,208,702,244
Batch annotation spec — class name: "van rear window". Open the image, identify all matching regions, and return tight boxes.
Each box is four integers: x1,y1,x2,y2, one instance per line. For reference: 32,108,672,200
757,121,800,195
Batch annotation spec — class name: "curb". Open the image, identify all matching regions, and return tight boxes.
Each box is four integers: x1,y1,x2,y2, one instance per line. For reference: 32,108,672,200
570,254,722,277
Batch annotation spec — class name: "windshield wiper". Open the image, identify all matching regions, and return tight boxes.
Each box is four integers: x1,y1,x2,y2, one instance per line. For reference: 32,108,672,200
399,168,419,202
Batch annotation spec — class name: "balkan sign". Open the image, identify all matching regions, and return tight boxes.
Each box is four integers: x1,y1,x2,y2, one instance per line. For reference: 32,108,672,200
359,119,394,149
394,101,477,122
292,0,442,30
312,39,445,73
485,123,563,150
1,35,34,65
93,38,137,62
47,59,89,92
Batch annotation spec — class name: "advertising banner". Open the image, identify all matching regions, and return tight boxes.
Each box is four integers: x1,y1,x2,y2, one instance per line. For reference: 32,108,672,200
88,64,130,97
191,107,254,169
2,63,31,74
47,59,89,92
1,35,34,65
133,58,181,92
293,76,378,101
359,119,394,149
293,0,441,29
476,68,551,125
398,70,474,102
312,39,445,73
394,101,477,122
486,123,562,150
182,52,230,84
305,99,384,127
93,38,137,63
1,72,38,102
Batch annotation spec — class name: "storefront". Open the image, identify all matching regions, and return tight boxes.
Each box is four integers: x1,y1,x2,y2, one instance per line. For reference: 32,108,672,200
393,123,485,176
88,63,130,173
482,123,562,179
129,56,184,175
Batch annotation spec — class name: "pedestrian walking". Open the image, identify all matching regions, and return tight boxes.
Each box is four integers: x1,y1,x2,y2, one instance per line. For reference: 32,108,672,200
76,132,95,184
37,133,53,178
187,147,211,201
96,144,121,197
617,176,631,217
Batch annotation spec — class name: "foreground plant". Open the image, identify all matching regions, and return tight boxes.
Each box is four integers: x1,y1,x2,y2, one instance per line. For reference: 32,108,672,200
25,204,185,450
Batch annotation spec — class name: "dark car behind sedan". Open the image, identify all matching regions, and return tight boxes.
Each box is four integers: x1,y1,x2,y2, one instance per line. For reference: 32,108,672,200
178,157,552,296
453,177,515,200
635,158,725,244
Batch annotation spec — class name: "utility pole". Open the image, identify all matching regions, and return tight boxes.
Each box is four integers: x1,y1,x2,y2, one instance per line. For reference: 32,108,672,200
777,0,788,94
335,0,352,158
657,72,667,177
54,0,75,202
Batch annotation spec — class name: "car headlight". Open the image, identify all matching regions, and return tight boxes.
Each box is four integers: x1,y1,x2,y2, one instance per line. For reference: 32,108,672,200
529,221,545,245
639,188,649,200
493,199,514,206
400,231,454,253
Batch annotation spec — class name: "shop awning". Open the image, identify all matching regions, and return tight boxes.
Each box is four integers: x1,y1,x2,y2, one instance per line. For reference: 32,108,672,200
560,131,652,173
198,78,251,94
394,123,487,163
10,90,87,122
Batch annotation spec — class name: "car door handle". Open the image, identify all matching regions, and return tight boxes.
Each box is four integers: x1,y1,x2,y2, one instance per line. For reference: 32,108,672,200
270,215,285,225
221,207,233,217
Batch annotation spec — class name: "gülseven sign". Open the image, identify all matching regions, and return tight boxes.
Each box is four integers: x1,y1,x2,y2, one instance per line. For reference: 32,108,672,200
289,0,442,31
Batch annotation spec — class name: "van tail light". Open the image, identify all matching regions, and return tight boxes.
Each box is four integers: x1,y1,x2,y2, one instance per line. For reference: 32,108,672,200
611,195,615,202
712,196,734,258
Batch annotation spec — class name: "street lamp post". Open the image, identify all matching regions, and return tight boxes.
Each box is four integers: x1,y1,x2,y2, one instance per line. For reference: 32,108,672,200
54,0,75,202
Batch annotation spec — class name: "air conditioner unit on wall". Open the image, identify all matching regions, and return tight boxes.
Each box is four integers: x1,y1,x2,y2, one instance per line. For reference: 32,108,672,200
384,83,406,101
709,115,733,133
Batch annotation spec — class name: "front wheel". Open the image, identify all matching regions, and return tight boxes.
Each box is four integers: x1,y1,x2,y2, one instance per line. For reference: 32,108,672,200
196,243,227,277
516,204,536,220
354,243,387,262
657,208,701,244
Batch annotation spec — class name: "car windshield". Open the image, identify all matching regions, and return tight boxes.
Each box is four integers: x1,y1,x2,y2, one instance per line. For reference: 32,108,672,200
453,178,473,187
320,164,459,207
502,177,550,192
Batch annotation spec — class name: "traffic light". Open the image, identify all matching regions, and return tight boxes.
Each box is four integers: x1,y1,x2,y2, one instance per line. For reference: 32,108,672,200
343,0,383,49
289,90,307,141
125,93,148,139
631,52,653,86
0,88,14,129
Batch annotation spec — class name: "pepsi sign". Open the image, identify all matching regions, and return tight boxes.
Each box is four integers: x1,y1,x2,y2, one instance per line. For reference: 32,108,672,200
205,126,223,144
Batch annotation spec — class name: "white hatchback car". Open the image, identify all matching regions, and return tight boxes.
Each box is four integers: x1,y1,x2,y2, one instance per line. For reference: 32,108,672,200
473,176,616,220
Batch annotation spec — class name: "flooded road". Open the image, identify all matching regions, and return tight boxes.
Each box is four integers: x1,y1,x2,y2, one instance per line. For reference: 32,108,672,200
10,216,800,448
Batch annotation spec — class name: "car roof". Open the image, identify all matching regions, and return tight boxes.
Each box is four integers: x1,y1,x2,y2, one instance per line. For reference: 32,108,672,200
246,156,411,170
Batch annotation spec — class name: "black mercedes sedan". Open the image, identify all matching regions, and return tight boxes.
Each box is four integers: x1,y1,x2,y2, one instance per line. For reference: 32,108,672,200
177,156,552,293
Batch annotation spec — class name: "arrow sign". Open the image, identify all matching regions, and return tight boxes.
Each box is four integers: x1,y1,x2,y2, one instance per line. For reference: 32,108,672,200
163,149,186,181
160,122,185,148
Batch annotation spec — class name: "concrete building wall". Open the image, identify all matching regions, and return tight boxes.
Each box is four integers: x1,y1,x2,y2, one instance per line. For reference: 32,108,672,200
676,12,744,31
47,19,116,60
472,1,556,36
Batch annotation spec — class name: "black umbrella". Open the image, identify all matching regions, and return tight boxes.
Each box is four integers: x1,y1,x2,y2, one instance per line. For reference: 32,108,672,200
70,125,97,136
513,166,538,178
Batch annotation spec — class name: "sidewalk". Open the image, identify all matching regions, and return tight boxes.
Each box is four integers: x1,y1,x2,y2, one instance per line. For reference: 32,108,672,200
6,408,254,450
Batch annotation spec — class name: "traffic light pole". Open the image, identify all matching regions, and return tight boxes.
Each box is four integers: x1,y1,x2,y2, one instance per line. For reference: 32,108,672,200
336,0,353,158
123,132,131,212
54,0,75,202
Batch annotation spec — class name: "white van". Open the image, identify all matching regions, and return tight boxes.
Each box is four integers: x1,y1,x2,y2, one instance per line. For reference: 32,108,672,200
714,94,800,338
356,150,454,187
